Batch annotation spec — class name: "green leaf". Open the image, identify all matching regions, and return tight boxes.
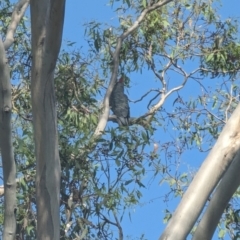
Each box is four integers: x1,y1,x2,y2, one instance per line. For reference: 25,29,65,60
125,179,133,185
142,0,147,8
218,229,226,239
115,158,121,166
206,53,214,62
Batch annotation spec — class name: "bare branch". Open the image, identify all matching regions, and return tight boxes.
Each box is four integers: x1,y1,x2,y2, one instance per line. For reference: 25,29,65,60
144,58,201,119
225,85,234,122
3,0,30,50
93,37,121,137
203,108,226,124
146,76,188,117
0,186,4,197
0,174,35,197
147,92,161,109
165,76,188,99
200,67,240,74
101,214,118,227
131,89,160,103
113,211,123,240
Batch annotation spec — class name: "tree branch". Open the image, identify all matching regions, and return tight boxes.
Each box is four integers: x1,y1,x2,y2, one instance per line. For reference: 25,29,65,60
93,0,174,138
121,0,174,40
3,0,30,50
131,89,160,103
113,211,123,240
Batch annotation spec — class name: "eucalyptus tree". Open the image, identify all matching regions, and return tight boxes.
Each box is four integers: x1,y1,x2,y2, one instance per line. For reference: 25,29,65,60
0,0,240,240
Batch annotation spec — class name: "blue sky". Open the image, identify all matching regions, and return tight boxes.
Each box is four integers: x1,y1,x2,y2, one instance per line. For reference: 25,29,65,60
61,0,240,239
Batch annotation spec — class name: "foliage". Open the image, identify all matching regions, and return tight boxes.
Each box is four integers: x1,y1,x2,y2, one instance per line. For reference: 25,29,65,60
201,20,240,78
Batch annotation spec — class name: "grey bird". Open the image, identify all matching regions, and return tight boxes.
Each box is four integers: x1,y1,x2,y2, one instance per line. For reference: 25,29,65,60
110,77,130,126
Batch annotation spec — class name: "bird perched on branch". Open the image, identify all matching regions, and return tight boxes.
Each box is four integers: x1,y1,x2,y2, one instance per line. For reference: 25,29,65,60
110,77,130,126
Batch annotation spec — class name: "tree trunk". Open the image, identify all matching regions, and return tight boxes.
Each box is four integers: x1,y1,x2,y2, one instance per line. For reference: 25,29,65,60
0,40,17,240
30,1,65,239
159,103,240,240
193,153,240,240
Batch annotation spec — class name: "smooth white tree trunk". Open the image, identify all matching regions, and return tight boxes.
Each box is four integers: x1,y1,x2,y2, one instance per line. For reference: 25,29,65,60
193,152,240,239
30,0,65,239
159,104,240,240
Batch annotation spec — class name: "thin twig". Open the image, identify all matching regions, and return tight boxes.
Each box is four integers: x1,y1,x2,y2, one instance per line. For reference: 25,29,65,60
131,89,160,103
225,85,233,122
113,211,123,240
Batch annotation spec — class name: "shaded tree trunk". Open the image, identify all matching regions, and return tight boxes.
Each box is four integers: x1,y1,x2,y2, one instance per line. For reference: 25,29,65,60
0,1,29,239
0,39,17,240
30,0,65,239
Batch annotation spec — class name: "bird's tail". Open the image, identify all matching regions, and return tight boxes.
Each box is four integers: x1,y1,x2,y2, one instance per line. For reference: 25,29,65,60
117,117,129,126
